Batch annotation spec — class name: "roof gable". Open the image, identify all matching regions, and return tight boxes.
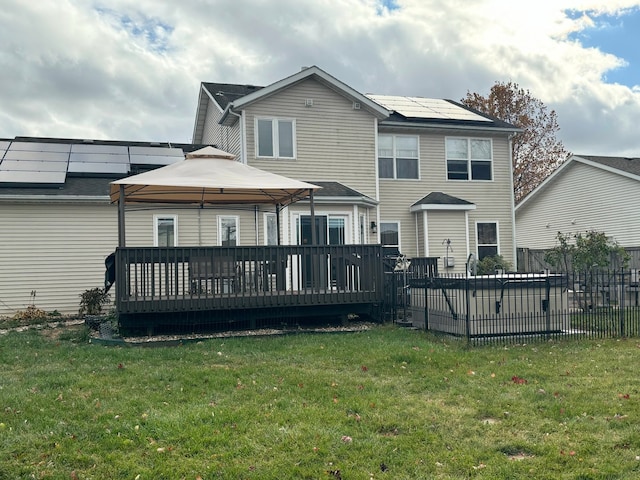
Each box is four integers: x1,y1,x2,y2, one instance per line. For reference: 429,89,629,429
410,192,476,212
516,154,640,212
219,66,390,125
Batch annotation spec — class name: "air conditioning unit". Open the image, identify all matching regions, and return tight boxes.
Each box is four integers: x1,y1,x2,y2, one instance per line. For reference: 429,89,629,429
445,257,455,268
353,102,361,110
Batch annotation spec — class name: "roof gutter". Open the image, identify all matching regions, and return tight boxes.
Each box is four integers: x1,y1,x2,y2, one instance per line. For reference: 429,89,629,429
380,121,521,134
296,195,379,208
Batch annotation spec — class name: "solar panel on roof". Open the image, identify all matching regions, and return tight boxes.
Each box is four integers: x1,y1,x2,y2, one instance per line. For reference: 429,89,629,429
9,142,72,153
70,144,128,154
70,152,129,163
0,160,68,172
67,162,129,175
367,94,491,122
129,146,183,156
0,170,66,184
130,154,183,166
3,150,70,162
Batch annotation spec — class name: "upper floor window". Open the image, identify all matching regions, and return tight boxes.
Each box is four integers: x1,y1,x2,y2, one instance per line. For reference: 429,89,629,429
154,215,177,247
476,222,498,260
446,137,492,181
378,135,419,179
256,118,295,159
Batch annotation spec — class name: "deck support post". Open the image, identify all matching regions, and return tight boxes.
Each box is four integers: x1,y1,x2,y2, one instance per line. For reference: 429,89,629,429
276,204,281,246
309,189,316,245
118,184,126,247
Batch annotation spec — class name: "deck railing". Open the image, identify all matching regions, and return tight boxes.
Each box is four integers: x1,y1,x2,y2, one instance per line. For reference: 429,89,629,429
115,244,384,315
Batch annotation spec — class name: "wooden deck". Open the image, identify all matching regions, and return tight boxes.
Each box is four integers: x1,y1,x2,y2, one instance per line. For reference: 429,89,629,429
115,245,384,330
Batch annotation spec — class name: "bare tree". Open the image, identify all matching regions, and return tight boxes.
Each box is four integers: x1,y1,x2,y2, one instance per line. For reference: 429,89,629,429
462,82,569,202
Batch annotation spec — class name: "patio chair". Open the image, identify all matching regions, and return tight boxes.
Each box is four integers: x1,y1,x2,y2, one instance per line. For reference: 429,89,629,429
190,255,240,294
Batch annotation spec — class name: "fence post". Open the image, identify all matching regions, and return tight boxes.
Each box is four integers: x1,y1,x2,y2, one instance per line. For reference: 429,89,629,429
619,269,625,337
545,276,551,341
465,276,471,344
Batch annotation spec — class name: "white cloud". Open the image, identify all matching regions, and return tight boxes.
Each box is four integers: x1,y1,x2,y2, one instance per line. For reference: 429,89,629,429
1,0,639,155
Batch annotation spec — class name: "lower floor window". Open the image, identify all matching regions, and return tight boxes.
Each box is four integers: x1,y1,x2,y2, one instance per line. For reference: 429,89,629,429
380,222,399,247
218,216,238,246
477,222,498,259
154,216,177,247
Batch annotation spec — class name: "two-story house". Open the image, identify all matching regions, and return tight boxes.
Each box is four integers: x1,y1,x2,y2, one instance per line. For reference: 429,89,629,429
192,66,519,272
0,66,519,317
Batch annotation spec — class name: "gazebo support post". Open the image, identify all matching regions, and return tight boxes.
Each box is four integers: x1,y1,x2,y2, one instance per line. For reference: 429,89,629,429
276,204,281,246
118,184,126,247
309,189,316,245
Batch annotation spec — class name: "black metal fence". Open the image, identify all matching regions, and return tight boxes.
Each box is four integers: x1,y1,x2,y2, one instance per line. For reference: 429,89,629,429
401,269,640,345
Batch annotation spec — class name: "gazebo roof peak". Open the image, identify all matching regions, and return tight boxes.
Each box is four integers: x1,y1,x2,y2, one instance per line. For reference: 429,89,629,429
186,146,236,160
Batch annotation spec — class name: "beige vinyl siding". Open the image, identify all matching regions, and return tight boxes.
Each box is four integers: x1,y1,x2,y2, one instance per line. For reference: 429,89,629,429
243,78,379,200
0,203,270,316
378,131,515,265
125,208,262,247
516,162,640,249
200,99,241,156
0,202,118,316
426,211,468,273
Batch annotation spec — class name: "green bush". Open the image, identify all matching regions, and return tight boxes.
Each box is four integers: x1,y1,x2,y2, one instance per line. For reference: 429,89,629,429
476,254,512,275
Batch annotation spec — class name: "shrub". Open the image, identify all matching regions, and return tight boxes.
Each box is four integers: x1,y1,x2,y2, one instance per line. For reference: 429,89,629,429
476,255,512,275
79,288,111,316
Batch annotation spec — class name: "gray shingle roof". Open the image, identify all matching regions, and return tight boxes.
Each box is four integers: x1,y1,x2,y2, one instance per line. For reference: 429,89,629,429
307,181,371,198
412,192,474,207
201,83,264,110
578,155,640,177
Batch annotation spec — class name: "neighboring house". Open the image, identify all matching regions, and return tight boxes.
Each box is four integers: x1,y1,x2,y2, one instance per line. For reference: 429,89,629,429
515,154,640,251
192,65,520,272
0,139,211,316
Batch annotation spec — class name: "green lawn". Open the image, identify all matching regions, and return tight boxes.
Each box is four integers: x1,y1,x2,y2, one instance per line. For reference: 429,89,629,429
2,324,640,479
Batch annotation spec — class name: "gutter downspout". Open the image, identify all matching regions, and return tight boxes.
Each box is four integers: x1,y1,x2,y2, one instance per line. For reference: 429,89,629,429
226,108,246,164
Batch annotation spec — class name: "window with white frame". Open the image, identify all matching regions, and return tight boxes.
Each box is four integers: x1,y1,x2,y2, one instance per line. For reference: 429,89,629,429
476,222,498,260
446,137,492,180
380,222,399,247
256,118,295,158
154,215,177,247
218,216,239,246
359,214,366,244
378,135,419,179
264,213,278,245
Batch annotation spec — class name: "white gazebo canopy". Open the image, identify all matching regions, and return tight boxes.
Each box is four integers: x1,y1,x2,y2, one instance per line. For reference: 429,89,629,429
110,147,321,246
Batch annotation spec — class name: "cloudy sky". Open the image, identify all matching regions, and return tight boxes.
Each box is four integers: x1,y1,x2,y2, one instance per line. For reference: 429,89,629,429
1,0,639,156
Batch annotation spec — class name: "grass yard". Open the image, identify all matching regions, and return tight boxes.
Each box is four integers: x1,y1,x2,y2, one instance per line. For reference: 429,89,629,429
2,324,640,479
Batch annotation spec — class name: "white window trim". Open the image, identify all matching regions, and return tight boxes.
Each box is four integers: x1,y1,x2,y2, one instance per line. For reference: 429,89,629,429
255,117,296,159
263,212,278,245
445,137,493,181
291,212,353,244
475,220,500,258
218,215,240,246
380,220,401,249
378,134,420,180
153,215,178,247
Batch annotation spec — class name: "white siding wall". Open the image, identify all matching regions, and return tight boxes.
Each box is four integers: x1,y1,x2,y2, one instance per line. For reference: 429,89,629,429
200,100,242,157
243,78,379,200
516,162,640,249
0,202,118,316
426,210,468,273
